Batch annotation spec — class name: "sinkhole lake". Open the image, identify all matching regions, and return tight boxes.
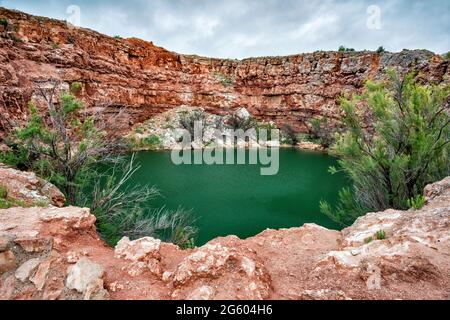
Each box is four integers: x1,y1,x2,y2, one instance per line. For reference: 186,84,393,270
119,149,347,245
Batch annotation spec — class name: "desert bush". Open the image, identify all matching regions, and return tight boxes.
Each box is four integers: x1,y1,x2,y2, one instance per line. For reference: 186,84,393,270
338,46,355,52
70,82,83,94
257,122,277,141
134,126,145,134
141,135,162,149
281,124,299,146
1,82,197,247
226,113,256,132
407,195,426,210
377,46,386,54
308,118,336,147
0,18,8,27
85,155,197,247
0,186,7,199
213,72,233,87
375,230,386,240
0,85,128,203
179,110,206,140
321,71,450,226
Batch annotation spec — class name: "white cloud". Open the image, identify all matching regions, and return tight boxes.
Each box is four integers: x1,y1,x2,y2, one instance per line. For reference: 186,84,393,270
194,16,220,37
1,0,449,58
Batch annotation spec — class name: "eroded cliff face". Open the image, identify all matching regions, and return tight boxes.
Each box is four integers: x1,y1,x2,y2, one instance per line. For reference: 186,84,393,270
0,164,449,300
1,7,449,142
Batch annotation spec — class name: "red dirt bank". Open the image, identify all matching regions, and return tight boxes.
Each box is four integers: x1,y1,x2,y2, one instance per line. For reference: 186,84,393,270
0,164,449,300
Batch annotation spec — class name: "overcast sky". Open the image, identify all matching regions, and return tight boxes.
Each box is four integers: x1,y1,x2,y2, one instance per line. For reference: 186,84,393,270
1,0,449,58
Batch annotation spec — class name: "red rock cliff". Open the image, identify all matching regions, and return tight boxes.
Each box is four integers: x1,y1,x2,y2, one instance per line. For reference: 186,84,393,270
0,7,449,140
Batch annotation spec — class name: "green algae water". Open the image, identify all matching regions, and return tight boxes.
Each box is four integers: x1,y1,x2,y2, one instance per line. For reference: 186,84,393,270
117,149,347,245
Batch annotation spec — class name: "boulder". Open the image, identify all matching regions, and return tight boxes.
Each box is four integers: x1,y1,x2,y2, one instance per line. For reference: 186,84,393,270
0,250,16,274
171,242,272,300
0,164,65,207
65,257,109,300
114,237,162,276
15,258,41,282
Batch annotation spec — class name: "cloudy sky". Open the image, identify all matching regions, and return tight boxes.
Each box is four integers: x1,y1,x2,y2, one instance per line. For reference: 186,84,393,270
1,0,449,58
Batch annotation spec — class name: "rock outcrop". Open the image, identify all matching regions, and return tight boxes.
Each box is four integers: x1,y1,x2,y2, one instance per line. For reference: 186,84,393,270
0,163,65,207
0,165,449,300
0,7,448,143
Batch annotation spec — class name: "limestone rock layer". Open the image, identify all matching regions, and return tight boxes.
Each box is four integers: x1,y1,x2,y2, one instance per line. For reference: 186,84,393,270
0,7,449,141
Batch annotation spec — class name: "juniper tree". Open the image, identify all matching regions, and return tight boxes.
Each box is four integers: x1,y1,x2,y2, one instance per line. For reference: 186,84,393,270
321,71,450,226
1,81,197,247
1,81,126,203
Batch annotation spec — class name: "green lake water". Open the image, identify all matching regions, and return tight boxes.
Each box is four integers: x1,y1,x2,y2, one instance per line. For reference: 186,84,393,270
119,149,347,245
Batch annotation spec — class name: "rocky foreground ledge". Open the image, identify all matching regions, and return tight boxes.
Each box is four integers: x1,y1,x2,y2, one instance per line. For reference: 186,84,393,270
0,165,449,300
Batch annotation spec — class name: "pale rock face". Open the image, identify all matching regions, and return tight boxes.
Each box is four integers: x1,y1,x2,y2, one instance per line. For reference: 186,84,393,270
235,108,251,120
114,237,162,276
84,278,109,300
66,258,105,295
0,237,11,252
39,206,96,230
14,236,52,253
171,243,272,300
30,259,51,291
424,177,450,201
186,285,215,300
0,164,65,207
15,258,41,282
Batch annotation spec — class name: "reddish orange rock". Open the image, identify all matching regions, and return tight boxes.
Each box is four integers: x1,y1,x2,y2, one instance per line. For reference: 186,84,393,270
0,8,448,143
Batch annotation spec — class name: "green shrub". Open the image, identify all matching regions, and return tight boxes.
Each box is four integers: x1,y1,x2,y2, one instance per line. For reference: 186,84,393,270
281,124,299,146
114,35,122,39
338,45,355,52
364,236,373,244
375,230,386,240
377,46,385,54
179,110,206,140
2,85,197,247
141,135,162,149
407,195,426,210
1,86,127,204
0,199,12,209
0,18,8,28
70,82,83,94
0,197,47,209
52,42,60,49
0,186,7,199
85,156,197,247
135,126,145,134
226,114,256,132
308,118,336,147
213,72,233,87
257,123,277,141
321,71,450,226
